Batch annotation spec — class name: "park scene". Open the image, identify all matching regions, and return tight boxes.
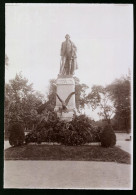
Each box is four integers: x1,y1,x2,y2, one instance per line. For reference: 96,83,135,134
4,4,133,189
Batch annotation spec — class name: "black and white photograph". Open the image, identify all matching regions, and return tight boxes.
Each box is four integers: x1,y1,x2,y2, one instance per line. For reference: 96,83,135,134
4,3,133,189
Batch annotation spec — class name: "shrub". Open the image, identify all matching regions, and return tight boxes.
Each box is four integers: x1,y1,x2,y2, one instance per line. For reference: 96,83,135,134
8,122,25,147
100,124,116,147
25,114,102,146
71,115,102,142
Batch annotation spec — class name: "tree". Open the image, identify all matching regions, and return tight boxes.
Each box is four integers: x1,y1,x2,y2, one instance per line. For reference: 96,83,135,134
5,72,45,130
107,75,131,132
86,85,115,124
37,79,57,114
74,77,89,112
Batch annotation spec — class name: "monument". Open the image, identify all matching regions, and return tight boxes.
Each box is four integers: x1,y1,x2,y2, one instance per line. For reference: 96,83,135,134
54,34,78,121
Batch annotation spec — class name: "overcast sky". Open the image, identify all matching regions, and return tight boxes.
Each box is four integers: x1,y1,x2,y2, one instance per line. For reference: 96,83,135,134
5,3,133,120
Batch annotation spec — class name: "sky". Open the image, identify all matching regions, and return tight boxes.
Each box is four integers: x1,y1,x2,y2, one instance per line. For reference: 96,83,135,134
5,3,133,120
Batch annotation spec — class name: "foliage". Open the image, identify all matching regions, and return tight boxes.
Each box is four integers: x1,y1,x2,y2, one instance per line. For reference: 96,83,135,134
87,85,115,123
100,124,116,148
86,73,131,132
5,72,45,130
37,79,57,114
107,75,131,132
74,77,89,112
25,114,102,146
8,122,25,147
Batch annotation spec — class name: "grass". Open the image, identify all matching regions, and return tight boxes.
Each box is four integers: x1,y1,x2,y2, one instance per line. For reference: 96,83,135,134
4,144,130,164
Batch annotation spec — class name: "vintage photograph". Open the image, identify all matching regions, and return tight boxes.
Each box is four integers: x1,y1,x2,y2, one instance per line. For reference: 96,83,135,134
4,3,133,189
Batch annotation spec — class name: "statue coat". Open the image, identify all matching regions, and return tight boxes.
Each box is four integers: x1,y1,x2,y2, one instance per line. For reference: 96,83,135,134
60,40,78,75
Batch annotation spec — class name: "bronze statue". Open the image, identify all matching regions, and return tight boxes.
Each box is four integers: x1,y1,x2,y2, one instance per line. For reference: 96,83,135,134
59,34,78,76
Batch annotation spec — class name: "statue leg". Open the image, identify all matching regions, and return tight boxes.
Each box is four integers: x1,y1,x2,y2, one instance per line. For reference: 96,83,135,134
70,59,74,75
59,60,63,74
61,57,66,75
65,59,69,75
69,59,72,75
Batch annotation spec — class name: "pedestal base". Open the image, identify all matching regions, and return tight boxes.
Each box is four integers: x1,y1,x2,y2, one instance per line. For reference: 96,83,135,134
54,76,76,121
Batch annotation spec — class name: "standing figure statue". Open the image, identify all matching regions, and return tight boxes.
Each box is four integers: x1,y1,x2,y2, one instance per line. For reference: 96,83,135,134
59,34,78,76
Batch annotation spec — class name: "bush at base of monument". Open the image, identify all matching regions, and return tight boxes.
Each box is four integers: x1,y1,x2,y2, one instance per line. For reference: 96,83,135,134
8,122,25,147
25,114,102,146
61,115,102,146
100,124,116,148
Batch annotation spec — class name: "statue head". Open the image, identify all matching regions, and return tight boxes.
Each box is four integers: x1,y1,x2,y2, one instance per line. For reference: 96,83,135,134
65,34,70,40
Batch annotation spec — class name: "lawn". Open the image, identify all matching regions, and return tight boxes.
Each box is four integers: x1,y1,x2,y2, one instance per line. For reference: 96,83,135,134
4,144,130,164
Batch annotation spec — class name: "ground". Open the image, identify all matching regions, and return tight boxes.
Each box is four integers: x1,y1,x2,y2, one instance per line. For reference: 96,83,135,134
4,133,132,189
4,145,130,163
4,161,132,189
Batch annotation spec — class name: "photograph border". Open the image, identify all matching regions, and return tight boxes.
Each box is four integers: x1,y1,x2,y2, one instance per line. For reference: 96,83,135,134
0,0,135,193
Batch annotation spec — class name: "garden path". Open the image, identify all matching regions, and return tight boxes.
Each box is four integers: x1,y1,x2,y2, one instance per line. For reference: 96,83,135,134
4,161,132,189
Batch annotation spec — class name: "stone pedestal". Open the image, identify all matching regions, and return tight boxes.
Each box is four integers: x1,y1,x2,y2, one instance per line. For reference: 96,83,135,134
54,76,76,121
